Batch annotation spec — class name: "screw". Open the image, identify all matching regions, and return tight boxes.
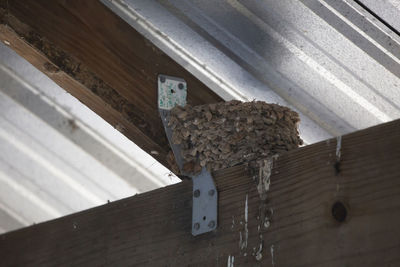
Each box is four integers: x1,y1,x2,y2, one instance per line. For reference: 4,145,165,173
178,83,184,89
208,189,215,196
194,223,200,230
208,220,215,228
194,189,200,198
159,76,166,83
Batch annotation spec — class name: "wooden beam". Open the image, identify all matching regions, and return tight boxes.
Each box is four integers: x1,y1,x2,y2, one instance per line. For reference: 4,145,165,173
1,119,399,266
0,0,222,168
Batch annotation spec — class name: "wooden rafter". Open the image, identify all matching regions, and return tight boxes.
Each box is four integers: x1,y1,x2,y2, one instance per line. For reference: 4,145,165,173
1,119,399,266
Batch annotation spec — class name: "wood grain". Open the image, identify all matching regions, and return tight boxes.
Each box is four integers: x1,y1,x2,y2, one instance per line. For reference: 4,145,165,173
0,0,222,168
1,119,399,266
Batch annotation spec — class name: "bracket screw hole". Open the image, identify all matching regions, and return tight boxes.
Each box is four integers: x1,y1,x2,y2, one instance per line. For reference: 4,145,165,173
203,216,206,221
194,189,200,198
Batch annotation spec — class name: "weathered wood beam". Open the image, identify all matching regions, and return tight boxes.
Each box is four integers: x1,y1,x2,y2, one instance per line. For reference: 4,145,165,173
0,0,222,168
1,119,399,266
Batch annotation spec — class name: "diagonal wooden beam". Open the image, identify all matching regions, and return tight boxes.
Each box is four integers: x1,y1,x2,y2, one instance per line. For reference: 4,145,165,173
0,0,222,168
1,119,399,266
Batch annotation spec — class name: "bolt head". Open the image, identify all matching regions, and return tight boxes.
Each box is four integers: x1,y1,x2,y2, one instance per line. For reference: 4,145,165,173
208,189,215,196
208,220,216,228
178,83,184,89
194,223,200,230
193,189,200,198
159,76,166,83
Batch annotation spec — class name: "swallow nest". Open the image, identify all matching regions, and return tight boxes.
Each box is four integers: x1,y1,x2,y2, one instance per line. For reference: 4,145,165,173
167,100,303,175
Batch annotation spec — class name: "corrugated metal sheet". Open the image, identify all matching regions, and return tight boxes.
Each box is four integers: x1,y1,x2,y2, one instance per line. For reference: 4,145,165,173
0,44,179,233
103,0,400,145
358,0,400,31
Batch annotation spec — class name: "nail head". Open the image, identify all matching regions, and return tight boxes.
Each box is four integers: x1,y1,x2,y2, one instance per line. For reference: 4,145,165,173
208,220,215,228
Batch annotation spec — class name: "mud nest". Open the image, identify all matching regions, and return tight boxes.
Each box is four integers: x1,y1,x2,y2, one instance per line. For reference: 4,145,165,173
167,100,303,175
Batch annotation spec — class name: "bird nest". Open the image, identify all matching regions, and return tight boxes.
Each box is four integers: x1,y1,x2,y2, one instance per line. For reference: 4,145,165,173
167,100,303,175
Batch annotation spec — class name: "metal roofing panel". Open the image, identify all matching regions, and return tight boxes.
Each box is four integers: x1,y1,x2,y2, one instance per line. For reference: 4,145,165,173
103,0,400,145
0,44,179,233
358,0,400,32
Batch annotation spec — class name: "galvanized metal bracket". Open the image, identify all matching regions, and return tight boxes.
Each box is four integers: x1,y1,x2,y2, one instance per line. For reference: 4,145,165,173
158,74,218,236
191,167,218,235
158,74,187,171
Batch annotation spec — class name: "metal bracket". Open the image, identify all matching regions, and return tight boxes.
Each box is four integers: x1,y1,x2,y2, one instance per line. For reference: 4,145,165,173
158,74,218,236
158,74,187,171
191,167,218,235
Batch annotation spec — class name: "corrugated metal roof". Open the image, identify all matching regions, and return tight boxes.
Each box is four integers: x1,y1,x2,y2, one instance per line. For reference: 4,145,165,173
103,0,400,145
0,44,179,233
358,0,400,32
